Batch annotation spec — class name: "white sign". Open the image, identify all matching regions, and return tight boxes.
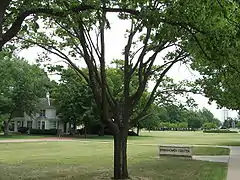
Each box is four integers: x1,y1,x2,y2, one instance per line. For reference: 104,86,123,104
159,145,192,157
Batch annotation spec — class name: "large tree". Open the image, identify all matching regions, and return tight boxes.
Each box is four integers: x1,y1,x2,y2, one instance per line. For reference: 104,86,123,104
0,0,112,50
188,1,240,111
0,52,50,135
3,0,237,179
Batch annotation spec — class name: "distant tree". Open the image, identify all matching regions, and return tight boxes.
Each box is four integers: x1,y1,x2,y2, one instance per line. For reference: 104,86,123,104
199,108,221,127
236,121,240,129
199,108,214,123
0,115,5,132
51,67,100,135
186,110,202,130
138,105,161,132
203,122,217,130
0,52,50,135
166,105,182,123
177,122,188,130
222,119,232,129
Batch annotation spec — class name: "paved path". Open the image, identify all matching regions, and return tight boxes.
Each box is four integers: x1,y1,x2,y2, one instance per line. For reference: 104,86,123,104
192,155,229,163
0,138,76,143
227,147,240,180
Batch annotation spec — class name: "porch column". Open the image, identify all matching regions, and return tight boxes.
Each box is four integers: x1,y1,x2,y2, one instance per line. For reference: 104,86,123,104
14,121,18,132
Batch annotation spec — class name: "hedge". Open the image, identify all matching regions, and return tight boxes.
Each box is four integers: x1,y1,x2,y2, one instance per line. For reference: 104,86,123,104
18,127,29,133
30,129,57,135
203,129,238,133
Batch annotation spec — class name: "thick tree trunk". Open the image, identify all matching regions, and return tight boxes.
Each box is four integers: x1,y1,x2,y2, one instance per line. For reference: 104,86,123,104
113,127,129,179
121,129,129,178
84,127,87,139
98,124,104,136
64,122,67,133
83,122,87,138
73,121,77,130
114,133,122,179
4,120,9,136
137,123,140,136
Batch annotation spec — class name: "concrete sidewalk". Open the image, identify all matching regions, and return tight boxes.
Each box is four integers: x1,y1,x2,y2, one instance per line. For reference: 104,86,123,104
193,155,229,163
227,147,240,180
0,138,76,143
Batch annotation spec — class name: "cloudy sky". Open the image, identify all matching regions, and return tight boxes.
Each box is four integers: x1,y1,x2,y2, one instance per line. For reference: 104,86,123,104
19,14,238,121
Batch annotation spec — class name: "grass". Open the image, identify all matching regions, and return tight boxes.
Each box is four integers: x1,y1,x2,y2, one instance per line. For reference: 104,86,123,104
0,130,233,180
2,130,240,146
192,146,230,156
0,141,228,180
131,131,240,146
58,130,240,146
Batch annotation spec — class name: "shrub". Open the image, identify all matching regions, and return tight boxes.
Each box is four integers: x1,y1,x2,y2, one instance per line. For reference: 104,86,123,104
203,129,238,133
18,127,29,133
30,129,57,135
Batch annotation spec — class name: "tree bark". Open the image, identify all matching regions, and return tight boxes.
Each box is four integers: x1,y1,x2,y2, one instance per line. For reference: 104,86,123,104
4,111,14,136
114,132,122,179
98,124,104,136
121,128,129,179
113,128,129,179
84,127,87,138
4,120,9,136
137,123,140,136
63,122,67,133
112,110,129,180
83,122,87,138
0,0,11,50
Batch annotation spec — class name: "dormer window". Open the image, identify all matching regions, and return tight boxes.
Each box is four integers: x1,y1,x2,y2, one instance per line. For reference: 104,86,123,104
40,109,46,117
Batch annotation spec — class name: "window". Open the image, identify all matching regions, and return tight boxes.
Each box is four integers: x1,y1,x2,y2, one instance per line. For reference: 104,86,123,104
38,121,46,130
37,121,41,129
50,121,57,129
40,109,46,117
17,121,22,128
41,121,45,130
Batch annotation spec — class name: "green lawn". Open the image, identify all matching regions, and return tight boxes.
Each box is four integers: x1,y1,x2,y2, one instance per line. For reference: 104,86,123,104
0,131,230,180
1,130,240,146
129,131,240,146
57,130,240,146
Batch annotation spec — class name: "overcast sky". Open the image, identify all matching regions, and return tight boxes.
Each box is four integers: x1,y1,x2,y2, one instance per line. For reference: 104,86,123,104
18,14,238,121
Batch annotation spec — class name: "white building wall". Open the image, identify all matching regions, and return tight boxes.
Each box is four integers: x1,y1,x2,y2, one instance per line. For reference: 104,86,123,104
32,119,37,129
14,121,18,132
58,121,64,131
46,109,56,119
45,120,49,129
23,120,27,127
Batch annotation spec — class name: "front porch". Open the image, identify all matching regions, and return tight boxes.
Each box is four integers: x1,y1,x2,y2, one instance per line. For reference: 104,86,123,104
10,118,63,132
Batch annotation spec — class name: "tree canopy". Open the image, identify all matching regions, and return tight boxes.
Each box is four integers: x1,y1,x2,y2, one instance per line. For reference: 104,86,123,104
0,52,50,135
1,0,239,179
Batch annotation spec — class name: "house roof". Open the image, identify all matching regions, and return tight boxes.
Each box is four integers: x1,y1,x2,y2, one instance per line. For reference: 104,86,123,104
36,98,56,110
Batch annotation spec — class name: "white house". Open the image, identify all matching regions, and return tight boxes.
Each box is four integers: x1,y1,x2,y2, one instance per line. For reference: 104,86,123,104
9,95,67,132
